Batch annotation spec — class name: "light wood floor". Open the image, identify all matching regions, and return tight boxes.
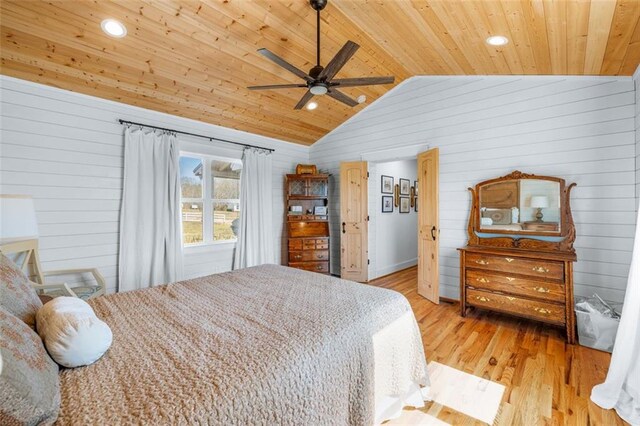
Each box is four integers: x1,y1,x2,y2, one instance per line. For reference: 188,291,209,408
371,267,626,426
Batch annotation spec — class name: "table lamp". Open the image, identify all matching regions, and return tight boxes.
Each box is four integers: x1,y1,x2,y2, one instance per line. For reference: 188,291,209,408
530,195,549,222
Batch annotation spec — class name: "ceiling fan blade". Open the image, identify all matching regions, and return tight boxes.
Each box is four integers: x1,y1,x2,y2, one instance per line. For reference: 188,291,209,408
331,76,395,87
248,84,308,90
294,90,315,110
257,48,312,82
318,41,360,81
327,89,358,107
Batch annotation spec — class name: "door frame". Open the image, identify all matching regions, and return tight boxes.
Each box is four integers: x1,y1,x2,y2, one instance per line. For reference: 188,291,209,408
359,144,431,281
337,145,439,298
340,144,439,302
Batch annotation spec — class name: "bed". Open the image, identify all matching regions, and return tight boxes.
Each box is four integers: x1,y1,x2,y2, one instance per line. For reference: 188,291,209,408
56,264,430,425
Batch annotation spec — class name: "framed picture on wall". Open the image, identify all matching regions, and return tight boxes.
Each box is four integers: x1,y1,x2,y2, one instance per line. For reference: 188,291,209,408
381,175,394,194
415,198,418,212
382,196,394,213
414,180,418,195
399,178,411,195
400,197,410,213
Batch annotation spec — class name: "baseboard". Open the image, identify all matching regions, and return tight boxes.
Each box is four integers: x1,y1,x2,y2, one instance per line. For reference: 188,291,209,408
374,258,418,279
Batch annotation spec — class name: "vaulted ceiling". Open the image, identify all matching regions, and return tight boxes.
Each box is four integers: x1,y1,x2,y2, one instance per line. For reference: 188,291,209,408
1,1,639,145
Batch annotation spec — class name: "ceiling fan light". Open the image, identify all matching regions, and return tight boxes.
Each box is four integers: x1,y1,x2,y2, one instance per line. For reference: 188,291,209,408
306,101,318,110
310,85,328,95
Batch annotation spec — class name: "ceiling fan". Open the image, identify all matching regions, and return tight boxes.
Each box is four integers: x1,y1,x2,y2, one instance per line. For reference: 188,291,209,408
248,0,395,110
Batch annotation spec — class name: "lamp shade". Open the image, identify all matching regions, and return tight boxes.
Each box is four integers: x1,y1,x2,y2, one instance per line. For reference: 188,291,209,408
530,195,549,209
0,195,39,241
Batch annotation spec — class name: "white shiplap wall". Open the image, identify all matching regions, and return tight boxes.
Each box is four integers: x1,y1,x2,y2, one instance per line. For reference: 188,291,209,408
0,76,309,293
310,75,636,304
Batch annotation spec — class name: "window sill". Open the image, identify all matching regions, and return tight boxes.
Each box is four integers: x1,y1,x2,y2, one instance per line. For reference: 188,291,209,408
183,240,237,255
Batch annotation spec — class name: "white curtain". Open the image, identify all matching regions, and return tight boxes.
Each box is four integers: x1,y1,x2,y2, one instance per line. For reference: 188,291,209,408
118,126,183,292
233,148,275,269
591,207,640,425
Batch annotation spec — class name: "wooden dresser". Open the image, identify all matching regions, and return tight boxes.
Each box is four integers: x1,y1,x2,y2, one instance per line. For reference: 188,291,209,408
459,171,578,343
285,173,330,275
459,247,576,342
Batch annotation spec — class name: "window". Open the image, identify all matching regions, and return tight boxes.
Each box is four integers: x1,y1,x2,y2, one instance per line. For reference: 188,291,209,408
180,155,241,245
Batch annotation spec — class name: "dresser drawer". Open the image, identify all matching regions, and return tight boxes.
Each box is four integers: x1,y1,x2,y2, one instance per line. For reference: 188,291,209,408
465,252,564,281
467,289,565,325
316,239,329,249
289,261,329,273
289,239,302,250
523,221,559,232
289,251,329,262
466,270,565,303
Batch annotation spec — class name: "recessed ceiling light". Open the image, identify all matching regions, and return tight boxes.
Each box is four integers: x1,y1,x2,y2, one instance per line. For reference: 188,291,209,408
356,95,366,104
486,35,508,46
101,19,127,38
306,101,318,111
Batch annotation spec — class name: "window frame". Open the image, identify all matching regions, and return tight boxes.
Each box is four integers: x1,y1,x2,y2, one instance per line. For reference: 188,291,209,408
180,151,241,247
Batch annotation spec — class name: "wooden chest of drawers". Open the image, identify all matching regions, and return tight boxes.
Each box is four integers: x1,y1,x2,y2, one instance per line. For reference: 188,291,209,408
288,237,330,274
459,246,577,343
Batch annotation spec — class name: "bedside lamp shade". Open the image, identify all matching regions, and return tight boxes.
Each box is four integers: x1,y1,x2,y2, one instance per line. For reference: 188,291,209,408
0,195,39,242
530,195,549,209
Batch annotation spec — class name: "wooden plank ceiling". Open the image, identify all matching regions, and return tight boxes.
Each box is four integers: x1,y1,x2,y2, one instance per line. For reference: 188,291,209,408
1,1,639,145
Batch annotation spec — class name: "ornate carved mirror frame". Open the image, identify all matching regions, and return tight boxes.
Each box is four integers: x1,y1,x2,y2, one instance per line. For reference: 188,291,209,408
466,171,577,253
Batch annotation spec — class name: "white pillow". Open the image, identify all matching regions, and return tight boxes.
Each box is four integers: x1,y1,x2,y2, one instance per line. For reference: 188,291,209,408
36,296,112,368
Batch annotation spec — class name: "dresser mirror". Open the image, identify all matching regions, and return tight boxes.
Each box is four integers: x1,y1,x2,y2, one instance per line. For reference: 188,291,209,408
467,171,576,253
479,178,561,234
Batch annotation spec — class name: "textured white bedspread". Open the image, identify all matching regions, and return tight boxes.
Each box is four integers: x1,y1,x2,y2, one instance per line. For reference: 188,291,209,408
57,265,429,425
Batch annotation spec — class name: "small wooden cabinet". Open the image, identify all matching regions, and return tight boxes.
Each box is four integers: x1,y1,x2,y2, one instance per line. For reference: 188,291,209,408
286,174,330,275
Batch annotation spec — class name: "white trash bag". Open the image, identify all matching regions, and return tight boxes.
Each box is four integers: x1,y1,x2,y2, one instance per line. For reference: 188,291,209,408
575,294,621,353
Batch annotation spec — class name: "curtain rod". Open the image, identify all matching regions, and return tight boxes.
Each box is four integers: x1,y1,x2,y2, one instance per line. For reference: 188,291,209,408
118,119,275,153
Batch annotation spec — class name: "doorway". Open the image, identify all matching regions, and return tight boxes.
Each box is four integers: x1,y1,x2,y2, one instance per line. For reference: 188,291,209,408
369,159,419,280
339,148,440,304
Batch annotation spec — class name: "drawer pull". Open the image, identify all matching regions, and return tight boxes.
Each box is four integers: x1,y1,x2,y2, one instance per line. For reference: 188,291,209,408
476,277,490,283
294,255,302,260
505,258,514,263
475,259,489,265
317,254,325,259
534,307,552,314
316,265,324,271
532,266,550,273
506,296,516,301
533,286,550,293
506,277,516,282
475,296,491,302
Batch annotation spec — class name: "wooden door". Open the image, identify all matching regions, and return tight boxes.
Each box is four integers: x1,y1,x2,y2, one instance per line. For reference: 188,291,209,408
417,149,439,303
340,161,368,282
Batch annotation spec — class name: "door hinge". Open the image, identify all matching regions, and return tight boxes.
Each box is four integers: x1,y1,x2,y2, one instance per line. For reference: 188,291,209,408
368,259,370,265
367,171,370,178
367,215,370,221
